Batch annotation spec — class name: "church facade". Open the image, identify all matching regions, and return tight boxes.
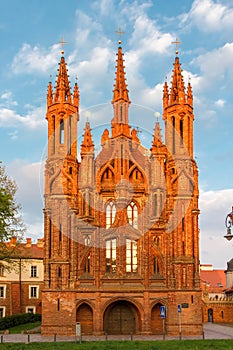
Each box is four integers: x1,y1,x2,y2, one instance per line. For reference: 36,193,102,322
41,41,203,336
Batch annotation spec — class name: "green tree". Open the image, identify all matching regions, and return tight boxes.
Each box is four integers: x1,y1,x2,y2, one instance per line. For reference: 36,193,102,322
0,163,25,262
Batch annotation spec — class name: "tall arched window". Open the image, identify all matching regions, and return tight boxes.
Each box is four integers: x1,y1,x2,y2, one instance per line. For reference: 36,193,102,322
106,239,116,273
60,119,64,144
153,256,160,274
84,254,91,274
52,116,55,154
126,239,137,273
106,201,116,228
127,202,138,229
153,193,157,217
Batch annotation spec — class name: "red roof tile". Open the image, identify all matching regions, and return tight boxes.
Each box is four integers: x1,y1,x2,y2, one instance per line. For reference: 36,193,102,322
200,270,226,293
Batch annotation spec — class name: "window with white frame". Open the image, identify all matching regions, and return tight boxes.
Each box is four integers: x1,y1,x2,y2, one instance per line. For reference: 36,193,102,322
0,307,5,318
127,202,138,228
106,239,116,273
126,239,138,273
29,286,39,299
26,306,36,314
106,201,116,228
0,285,6,298
30,265,37,278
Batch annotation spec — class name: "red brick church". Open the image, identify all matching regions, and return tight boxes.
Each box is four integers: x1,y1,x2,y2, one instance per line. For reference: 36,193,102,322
41,39,203,336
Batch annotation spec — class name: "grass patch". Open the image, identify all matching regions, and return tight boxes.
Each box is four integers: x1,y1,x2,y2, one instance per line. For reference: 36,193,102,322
1,340,233,350
9,321,41,334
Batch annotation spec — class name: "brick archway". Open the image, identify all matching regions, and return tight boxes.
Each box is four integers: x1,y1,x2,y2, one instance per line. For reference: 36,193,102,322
151,303,164,334
104,300,139,334
76,303,93,334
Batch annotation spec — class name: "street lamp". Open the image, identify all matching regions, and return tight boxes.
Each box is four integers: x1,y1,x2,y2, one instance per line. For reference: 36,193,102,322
224,207,233,241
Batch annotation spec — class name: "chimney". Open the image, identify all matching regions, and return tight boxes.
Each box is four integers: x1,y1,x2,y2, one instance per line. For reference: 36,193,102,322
37,238,44,248
10,237,17,247
26,238,32,247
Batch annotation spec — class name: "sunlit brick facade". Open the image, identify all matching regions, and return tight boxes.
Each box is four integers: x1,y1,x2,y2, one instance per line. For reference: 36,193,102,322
42,43,203,336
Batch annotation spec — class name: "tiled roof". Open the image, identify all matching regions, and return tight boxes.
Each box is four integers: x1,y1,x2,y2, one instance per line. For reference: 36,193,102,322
200,270,226,293
5,238,44,260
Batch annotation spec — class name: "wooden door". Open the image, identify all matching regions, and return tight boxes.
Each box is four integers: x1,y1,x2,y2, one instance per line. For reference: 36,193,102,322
76,304,93,334
105,302,136,334
151,304,163,334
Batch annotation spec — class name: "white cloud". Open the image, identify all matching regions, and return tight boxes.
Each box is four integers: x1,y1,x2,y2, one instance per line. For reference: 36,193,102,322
183,0,233,32
199,188,233,268
8,130,18,140
7,160,44,238
129,14,173,55
0,105,46,129
193,42,233,82
215,99,225,107
0,91,18,107
11,43,60,74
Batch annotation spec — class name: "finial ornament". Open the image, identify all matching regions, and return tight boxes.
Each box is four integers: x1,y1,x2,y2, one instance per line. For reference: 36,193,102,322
171,37,182,56
57,37,68,55
115,27,125,46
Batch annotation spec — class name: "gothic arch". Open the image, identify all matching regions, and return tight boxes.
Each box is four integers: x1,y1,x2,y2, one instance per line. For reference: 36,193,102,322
101,296,144,319
128,164,148,194
76,302,94,335
151,301,167,334
96,163,115,192
78,245,92,270
102,297,143,335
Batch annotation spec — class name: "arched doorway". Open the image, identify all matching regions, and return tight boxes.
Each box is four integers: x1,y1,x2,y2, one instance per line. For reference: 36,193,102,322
76,303,93,334
151,303,164,334
208,308,213,322
104,300,139,334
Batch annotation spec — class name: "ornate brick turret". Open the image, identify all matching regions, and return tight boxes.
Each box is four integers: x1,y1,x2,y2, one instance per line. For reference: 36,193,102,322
111,43,131,138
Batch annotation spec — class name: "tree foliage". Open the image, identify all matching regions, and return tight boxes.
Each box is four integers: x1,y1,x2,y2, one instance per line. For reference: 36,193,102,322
0,163,26,261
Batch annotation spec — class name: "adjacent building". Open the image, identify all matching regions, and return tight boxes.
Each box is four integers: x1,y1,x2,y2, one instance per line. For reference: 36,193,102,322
0,237,44,317
201,262,233,323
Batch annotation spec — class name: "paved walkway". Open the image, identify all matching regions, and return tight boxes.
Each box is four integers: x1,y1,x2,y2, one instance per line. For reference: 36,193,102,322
0,323,233,343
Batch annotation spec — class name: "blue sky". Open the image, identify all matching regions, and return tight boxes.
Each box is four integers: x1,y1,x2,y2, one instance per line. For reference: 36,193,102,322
0,0,233,268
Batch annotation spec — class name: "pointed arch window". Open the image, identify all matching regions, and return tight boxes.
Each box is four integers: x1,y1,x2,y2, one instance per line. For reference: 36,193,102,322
68,115,72,154
126,239,137,273
153,193,157,217
106,201,116,228
60,119,64,144
52,116,55,154
127,202,138,228
106,239,116,273
180,119,184,144
84,254,91,274
172,116,175,153
153,256,160,274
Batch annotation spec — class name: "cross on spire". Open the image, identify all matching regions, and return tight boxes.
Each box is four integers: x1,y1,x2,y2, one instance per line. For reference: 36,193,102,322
57,37,68,55
115,27,125,45
171,37,182,56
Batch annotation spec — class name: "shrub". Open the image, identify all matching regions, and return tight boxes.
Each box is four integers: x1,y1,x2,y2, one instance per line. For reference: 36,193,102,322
0,313,41,330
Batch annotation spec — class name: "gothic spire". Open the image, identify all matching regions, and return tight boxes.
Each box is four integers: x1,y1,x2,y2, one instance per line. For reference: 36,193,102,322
112,45,130,104
169,56,186,104
187,80,193,107
73,82,79,107
151,121,164,154
54,56,72,104
81,122,94,156
47,81,53,107
163,81,169,109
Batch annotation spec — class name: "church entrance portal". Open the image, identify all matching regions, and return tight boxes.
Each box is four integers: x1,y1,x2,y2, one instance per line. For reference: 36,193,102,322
76,303,93,334
151,303,164,334
104,301,138,334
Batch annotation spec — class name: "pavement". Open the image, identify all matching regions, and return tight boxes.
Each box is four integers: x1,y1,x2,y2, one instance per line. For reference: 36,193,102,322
0,323,233,343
